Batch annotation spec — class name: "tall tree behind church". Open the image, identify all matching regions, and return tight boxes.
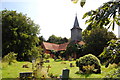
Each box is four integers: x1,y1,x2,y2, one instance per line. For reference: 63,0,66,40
82,27,116,56
47,35,68,44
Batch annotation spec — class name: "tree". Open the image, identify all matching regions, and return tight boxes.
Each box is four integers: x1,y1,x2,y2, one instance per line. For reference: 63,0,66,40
38,36,46,45
82,27,116,56
2,10,40,61
99,39,120,67
72,0,120,30
47,35,68,44
82,0,120,30
66,42,83,58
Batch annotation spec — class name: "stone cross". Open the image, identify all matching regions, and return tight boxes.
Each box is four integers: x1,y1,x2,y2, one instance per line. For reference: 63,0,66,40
47,65,51,72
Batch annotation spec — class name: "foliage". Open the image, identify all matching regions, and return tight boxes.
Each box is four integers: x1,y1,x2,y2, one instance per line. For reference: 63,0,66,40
82,27,116,56
44,54,50,60
29,46,43,60
76,54,101,74
2,9,40,61
2,52,17,65
104,67,120,79
82,1,120,30
47,35,68,44
82,65,95,74
99,39,120,65
66,42,83,58
71,0,86,7
38,36,46,45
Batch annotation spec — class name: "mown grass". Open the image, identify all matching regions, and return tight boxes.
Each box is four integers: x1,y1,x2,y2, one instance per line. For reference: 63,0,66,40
1,58,119,79
2,61,32,78
43,58,118,78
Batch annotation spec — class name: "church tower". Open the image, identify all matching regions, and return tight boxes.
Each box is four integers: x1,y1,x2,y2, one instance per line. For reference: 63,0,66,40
71,15,82,42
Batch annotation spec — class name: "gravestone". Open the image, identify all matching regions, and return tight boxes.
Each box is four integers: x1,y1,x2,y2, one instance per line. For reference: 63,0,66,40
19,72,32,79
117,75,120,77
32,59,35,70
45,60,50,63
70,63,74,67
62,69,70,80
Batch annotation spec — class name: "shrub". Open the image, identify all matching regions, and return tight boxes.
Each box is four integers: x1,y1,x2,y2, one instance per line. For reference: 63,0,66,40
2,52,17,65
44,53,50,60
76,54,101,74
82,65,95,74
105,67,120,79
108,63,118,69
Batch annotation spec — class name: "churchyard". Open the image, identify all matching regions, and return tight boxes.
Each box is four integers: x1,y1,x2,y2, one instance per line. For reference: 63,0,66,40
2,0,120,79
2,58,120,79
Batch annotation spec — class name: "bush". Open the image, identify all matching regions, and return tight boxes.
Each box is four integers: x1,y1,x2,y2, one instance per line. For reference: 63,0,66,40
104,67,120,79
44,54,50,60
2,52,17,65
76,54,101,74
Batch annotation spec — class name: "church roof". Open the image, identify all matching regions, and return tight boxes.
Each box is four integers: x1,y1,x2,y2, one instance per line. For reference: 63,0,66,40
43,42,59,51
42,42,69,51
72,15,82,30
78,41,85,45
42,41,85,51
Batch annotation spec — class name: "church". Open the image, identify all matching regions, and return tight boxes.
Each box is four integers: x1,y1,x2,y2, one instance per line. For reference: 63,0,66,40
42,15,85,58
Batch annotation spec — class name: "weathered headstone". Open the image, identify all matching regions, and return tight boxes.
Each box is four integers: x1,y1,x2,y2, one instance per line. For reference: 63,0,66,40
117,75,120,77
69,57,72,61
32,59,35,70
19,72,32,79
62,69,70,80
70,63,74,67
45,60,50,63
22,64,29,68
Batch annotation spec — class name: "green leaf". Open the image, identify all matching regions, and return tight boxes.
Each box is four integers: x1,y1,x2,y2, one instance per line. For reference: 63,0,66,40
82,12,88,19
80,0,86,7
71,0,78,4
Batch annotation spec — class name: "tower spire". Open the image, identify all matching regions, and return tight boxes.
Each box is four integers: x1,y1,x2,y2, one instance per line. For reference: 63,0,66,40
73,14,82,30
71,14,82,42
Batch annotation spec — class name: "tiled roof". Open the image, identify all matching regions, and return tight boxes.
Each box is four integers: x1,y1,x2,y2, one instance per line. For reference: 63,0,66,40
58,42,69,51
43,42,59,51
43,41,85,51
78,41,85,45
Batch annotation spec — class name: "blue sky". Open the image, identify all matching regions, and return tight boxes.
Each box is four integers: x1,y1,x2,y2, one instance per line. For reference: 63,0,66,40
1,0,118,40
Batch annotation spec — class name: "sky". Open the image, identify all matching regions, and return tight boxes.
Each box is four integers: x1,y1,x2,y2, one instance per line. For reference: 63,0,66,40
1,0,118,40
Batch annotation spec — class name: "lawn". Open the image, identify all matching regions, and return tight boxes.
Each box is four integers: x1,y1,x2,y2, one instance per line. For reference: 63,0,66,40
43,58,118,78
2,61,32,78
1,58,119,79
